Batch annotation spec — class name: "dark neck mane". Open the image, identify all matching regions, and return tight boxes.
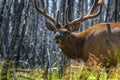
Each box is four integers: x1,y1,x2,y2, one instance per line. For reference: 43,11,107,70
59,33,85,59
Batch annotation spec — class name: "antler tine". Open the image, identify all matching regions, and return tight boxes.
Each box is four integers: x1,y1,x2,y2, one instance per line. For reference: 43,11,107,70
68,0,103,31
34,0,59,25
65,6,69,26
55,10,61,28
41,0,45,10
84,0,103,19
83,5,102,21
56,11,59,25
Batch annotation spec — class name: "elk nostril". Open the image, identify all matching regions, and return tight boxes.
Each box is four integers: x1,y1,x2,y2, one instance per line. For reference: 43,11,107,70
55,35,60,39
57,35,61,38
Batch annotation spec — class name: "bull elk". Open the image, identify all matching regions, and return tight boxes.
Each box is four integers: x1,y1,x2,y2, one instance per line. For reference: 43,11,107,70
34,0,120,66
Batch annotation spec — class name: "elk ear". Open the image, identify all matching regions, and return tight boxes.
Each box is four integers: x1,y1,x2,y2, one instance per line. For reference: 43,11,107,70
45,22,56,31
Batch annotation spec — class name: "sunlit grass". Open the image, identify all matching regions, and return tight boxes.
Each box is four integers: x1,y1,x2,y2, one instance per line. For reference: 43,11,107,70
62,61,120,80
0,49,120,80
0,61,120,80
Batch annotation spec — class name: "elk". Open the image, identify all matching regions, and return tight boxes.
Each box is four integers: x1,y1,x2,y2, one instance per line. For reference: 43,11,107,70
34,0,120,66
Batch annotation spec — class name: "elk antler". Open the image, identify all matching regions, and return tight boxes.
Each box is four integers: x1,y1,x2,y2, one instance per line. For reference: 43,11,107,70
67,0,103,31
34,0,61,29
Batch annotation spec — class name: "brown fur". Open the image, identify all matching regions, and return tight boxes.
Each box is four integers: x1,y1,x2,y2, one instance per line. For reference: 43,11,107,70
34,0,117,66
59,22,120,66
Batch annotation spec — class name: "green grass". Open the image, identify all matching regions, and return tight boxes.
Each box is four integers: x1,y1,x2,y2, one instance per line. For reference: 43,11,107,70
62,62,120,80
0,50,120,80
0,61,120,80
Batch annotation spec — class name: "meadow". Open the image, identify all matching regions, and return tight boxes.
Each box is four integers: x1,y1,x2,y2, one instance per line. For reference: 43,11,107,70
0,50,120,80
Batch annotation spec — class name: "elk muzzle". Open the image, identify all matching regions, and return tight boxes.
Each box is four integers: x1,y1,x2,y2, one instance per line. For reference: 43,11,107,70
54,31,63,44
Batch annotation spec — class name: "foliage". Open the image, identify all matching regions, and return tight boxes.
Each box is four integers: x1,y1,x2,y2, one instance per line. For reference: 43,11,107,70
0,55,120,80
0,48,120,80
62,62,120,80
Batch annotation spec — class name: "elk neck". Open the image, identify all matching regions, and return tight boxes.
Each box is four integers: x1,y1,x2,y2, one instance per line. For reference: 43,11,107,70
59,32,85,59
